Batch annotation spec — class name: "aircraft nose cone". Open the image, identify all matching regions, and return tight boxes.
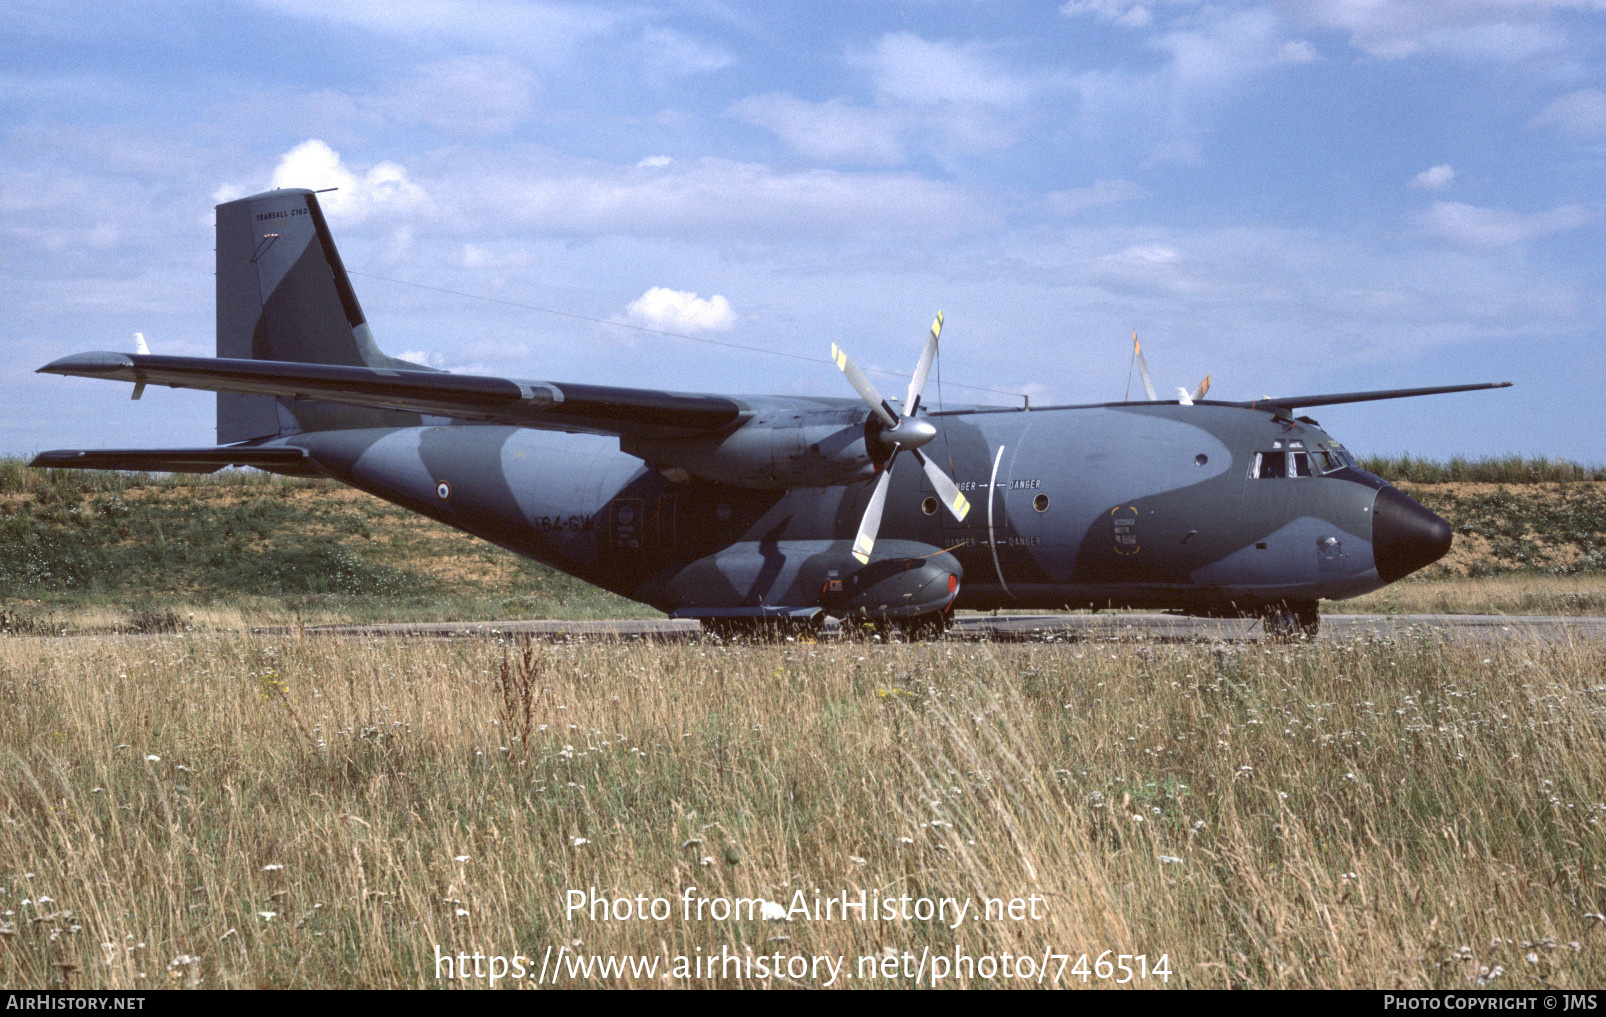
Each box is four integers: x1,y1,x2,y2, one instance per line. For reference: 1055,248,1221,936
1372,485,1452,583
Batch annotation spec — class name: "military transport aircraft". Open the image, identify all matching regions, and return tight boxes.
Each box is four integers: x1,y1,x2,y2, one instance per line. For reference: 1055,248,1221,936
32,188,1509,638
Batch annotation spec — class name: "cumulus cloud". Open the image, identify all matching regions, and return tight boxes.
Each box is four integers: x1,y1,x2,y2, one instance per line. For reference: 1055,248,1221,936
1410,164,1455,190
623,287,736,332
1531,87,1606,139
268,139,429,222
1417,201,1592,247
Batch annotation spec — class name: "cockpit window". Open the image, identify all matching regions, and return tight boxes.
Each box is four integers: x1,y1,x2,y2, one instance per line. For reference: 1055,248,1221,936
1254,443,1357,479
1251,451,1288,479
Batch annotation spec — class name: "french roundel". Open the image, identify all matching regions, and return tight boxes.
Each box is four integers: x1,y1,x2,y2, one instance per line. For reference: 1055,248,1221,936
436,480,451,501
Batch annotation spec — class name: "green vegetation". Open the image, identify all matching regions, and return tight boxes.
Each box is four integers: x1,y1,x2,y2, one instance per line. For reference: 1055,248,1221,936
0,457,647,628
1360,454,1606,485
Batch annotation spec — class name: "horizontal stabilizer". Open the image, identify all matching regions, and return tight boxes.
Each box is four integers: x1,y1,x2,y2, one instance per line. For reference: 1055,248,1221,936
1233,381,1512,412
30,446,312,474
38,352,744,439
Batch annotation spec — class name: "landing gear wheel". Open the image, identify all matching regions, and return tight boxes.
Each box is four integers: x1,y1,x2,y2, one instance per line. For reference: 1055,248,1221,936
1260,600,1320,640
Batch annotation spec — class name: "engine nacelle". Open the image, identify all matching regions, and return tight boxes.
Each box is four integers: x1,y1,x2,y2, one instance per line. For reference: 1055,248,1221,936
657,539,961,620
622,407,877,489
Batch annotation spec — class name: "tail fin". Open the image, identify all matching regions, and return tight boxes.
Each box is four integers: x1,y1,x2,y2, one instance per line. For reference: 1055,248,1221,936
215,188,430,442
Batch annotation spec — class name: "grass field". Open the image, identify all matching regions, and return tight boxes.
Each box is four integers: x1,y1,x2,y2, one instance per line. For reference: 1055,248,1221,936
2,630,1604,989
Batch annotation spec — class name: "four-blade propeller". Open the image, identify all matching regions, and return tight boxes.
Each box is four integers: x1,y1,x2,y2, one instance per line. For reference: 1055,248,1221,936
830,312,971,564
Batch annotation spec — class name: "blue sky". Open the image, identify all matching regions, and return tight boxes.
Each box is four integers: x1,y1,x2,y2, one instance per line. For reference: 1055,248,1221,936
4,1,1604,462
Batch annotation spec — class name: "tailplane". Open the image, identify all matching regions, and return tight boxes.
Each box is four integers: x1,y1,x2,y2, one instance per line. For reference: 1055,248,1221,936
215,188,431,442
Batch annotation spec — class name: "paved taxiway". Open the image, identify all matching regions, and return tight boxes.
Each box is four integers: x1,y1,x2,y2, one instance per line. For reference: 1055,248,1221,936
281,613,1606,643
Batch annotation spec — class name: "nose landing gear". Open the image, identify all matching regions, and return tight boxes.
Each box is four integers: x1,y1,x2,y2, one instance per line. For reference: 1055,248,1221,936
1260,600,1320,640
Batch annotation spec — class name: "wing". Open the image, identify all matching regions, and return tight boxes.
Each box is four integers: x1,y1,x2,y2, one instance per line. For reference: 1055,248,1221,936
29,446,313,474
38,352,746,439
1230,381,1511,412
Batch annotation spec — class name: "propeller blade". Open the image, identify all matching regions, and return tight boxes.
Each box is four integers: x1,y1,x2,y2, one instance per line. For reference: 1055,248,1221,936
1191,375,1211,402
851,467,894,563
912,448,971,521
1133,331,1157,402
831,342,899,428
905,311,942,416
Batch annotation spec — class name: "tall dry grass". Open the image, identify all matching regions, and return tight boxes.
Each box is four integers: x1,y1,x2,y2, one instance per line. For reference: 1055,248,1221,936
2,631,1604,989
1339,575,1606,617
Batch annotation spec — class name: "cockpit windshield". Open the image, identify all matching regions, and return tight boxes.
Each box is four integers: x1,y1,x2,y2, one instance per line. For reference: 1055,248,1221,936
1249,440,1351,479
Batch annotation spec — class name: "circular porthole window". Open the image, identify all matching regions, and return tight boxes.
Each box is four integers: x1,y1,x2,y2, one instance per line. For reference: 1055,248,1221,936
921,497,938,516
715,503,733,523
617,505,634,524
1033,493,1050,513
1195,453,1209,466
436,480,451,500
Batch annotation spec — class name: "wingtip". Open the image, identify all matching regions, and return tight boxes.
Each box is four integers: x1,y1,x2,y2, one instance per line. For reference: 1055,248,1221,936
38,351,136,375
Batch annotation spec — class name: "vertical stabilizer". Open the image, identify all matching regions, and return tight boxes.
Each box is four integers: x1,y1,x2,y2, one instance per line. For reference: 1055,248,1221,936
215,188,430,442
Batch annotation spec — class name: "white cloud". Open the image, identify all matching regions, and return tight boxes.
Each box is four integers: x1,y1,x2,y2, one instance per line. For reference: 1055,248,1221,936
623,287,736,332
452,154,981,245
636,155,674,168
253,0,618,61
1531,87,1606,139
730,94,906,165
1410,164,1455,190
1048,178,1147,215
1155,8,1291,94
1416,201,1592,247
737,32,1063,165
1277,39,1321,63
1060,1,1153,29
382,56,537,135
268,140,430,222
639,27,733,81
865,33,1038,108
397,350,446,368
459,243,531,269
1298,0,1584,62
